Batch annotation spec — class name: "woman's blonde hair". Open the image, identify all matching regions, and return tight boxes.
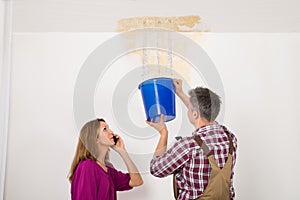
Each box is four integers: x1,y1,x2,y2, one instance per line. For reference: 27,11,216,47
68,118,110,182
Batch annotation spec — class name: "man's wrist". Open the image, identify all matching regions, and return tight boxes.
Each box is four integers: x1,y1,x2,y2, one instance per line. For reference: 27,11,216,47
177,91,186,99
158,124,168,134
159,128,168,137
176,90,184,96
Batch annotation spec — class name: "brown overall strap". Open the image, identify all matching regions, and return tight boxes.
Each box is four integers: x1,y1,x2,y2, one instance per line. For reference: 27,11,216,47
173,136,213,199
193,132,234,200
194,132,233,156
194,136,212,156
173,132,234,200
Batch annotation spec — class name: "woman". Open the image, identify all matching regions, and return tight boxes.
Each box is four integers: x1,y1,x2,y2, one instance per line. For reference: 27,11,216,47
68,118,143,200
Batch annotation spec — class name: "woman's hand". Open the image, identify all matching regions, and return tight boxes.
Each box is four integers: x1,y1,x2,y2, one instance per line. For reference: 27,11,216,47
112,134,144,187
111,134,126,153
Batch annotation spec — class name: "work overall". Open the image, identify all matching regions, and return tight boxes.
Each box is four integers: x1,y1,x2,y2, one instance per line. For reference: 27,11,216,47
173,133,234,200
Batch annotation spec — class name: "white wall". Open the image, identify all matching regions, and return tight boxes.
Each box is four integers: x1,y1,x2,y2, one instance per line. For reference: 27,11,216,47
4,32,300,200
0,0,13,199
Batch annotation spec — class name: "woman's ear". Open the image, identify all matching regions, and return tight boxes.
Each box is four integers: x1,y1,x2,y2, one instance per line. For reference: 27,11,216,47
96,134,100,143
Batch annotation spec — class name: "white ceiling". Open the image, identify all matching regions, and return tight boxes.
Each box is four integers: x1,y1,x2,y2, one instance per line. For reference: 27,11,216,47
12,0,300,32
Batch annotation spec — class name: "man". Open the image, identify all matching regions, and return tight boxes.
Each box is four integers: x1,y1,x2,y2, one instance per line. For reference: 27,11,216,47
147,79,237,200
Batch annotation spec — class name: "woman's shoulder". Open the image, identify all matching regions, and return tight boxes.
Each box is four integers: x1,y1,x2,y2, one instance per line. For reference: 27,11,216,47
77,159,99,170
106,162,127,175
106,162,114,168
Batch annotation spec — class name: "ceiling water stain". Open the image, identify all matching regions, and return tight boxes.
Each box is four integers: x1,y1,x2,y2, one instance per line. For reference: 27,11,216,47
117,16,207,32
116,16,209,81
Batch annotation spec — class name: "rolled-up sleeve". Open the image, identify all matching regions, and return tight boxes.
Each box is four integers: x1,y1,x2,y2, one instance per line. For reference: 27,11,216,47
150,139,190,177
109,166,133,191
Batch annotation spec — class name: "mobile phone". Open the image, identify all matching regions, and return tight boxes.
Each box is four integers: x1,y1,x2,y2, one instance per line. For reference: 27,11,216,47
113,136,119,145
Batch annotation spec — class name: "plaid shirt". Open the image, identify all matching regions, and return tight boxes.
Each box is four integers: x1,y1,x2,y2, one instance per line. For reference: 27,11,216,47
150,123,237,200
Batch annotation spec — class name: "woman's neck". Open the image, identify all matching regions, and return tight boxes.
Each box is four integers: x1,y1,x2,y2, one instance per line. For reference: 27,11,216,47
97,145,109,164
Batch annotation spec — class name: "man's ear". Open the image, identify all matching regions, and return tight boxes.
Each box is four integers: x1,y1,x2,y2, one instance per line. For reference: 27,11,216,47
192,110,199,119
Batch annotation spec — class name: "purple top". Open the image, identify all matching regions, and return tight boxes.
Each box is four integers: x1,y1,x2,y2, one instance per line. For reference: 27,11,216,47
71,159,132,200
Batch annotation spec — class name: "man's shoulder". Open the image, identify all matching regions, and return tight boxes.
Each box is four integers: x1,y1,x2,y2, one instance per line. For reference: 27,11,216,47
220,125,238,142
173,136,199,149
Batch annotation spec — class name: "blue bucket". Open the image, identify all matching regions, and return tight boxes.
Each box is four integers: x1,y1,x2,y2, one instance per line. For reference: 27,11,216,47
138,77,176,123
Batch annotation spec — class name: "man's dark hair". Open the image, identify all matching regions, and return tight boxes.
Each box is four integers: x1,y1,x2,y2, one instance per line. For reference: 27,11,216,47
188,87,221,122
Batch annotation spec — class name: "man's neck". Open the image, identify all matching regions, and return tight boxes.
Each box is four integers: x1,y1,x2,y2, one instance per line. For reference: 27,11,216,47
195,118,214,129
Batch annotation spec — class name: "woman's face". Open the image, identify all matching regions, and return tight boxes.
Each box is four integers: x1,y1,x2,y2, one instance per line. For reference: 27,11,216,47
97,121,115,146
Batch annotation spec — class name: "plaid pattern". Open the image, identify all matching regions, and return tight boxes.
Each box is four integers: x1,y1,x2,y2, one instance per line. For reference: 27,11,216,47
150,123,237,200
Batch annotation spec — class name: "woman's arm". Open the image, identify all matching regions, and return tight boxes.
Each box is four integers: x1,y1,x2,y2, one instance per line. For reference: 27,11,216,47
119,151,144,187
112,136,143,187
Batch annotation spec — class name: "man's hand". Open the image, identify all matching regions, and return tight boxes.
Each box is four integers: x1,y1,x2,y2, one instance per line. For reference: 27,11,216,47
146,114,167,134
173,79,184,96
173,78,190,108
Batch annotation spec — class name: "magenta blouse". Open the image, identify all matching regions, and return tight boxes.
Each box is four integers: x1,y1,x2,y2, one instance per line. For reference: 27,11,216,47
71,159,132,200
